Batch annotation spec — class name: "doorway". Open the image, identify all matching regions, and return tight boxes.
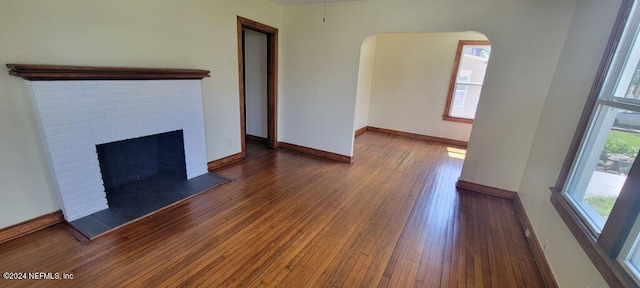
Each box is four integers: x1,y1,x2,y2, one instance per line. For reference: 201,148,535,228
237,16,278,158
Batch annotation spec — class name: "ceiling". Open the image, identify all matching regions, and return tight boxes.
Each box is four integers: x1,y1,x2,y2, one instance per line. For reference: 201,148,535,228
269,0,365,5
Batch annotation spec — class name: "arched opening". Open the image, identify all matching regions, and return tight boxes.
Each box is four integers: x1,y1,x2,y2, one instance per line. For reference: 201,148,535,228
353,32,491,155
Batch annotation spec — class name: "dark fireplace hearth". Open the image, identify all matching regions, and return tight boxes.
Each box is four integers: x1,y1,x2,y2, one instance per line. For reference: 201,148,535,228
68,130,229,239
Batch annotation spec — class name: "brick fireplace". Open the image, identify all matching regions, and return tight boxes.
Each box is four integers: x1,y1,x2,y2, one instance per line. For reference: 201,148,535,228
8,64,211,222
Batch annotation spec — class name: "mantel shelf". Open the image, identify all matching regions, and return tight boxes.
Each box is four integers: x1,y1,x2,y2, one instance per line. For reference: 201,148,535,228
6,64,210,81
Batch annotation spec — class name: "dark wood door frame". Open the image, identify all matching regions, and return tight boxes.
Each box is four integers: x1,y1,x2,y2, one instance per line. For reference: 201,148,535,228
237,16,278,158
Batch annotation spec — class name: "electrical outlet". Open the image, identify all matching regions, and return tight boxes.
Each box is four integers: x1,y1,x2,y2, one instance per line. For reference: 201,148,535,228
543,240,549,252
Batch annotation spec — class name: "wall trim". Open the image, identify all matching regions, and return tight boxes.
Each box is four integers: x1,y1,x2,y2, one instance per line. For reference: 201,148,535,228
279,142,352,163
0,211,64,244
207,152,244,171
457,181,558,287
6,64,210,81
513,194,559,288
550,189,636,287
456,180,516,199
237,16,279,156
354,126,368,137
367,126,468,147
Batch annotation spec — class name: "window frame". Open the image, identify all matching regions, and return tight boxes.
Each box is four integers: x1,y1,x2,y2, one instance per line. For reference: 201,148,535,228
552,0,640,287
442,40,491,124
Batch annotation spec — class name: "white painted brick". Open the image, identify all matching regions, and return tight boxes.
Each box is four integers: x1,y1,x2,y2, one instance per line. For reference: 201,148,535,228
63,207,84,221
33,93,53,102
51,149,92,164
58,182,95,196
55,153,92,167
30,81,64,87
42,117,76,128
39,110,59,121
66,83,98,92
31,84,68,93
77,114,106,124
65,80,97,86
71,98,105,109
78,192,106,206
44,126,66,136
65,124,93,135
48,142,74,154
49,91,86,101
37,101,73,111
28,79,208,221
45,134,75,145
85,89,113,97
63,183,103,199
58,177,94,191
83,199,109,212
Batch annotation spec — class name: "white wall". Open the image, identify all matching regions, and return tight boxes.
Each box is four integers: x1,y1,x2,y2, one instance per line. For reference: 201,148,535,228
366,32,487,142
0,0,282,228
353,35,376,132
0,0,615,285
517,0,623,287
244,29,269,138
280,0,575,181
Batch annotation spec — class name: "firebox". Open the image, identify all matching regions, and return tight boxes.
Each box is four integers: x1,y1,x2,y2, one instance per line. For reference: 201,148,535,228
96,130,187,203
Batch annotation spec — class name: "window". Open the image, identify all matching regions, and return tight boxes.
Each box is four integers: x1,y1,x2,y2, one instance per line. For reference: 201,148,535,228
443,40,491,124
553,0,640,286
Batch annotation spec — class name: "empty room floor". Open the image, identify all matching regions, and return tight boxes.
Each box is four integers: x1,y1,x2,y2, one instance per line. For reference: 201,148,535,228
0,131,544,287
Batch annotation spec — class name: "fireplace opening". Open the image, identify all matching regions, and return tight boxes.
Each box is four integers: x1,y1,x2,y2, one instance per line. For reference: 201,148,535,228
68,128,228,239
97,130,187,206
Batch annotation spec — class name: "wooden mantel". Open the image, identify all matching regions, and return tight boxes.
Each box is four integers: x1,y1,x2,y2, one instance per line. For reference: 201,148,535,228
6,64,210,81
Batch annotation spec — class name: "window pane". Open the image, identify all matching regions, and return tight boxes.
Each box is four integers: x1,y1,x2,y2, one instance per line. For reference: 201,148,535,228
619,59,640,99
566,106,640,233
613,25,640,99
625,235,640,283
444,41,490,122
458,46,490,85
457,75,470,83
619,215,640,286
449,84,480,119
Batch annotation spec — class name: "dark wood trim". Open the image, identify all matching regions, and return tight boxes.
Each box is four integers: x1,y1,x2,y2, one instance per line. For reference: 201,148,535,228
246,134,268,144
267,26,279,150
367,126,468,147
550,189,637,288
442,40,490,122
513,195,559,288
207,153,244,171
6,64,210,81
549,1,640,287
0,211,64,244
237,16,279,159
442,115,474,124
354,126,368,137
455,180,516,199
279,142,352,163
237,18,246,159
555,0,634,190
599,158,640,257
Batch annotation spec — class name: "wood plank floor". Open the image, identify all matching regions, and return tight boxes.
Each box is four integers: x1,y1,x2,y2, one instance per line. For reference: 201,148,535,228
0,132,545,287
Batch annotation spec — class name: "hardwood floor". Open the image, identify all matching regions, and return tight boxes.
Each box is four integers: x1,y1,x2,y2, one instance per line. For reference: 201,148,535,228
0,132,545,287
